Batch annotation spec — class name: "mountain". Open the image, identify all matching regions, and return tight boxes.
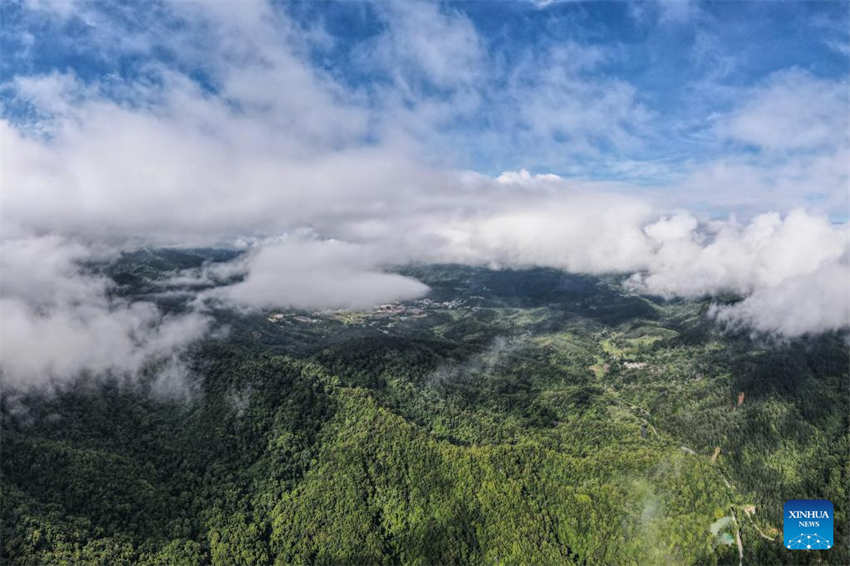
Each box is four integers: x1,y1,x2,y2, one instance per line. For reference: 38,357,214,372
2,252,847,565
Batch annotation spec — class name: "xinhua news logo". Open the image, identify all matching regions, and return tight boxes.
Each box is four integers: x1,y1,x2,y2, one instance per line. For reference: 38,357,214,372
784,499,833,550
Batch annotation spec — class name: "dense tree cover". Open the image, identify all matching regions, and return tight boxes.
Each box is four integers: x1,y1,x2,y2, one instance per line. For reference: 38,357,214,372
1,258,847,564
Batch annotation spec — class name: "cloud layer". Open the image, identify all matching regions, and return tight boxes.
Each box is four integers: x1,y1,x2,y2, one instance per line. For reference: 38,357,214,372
205,240,430,311
0,236,210,389
1,0,848,388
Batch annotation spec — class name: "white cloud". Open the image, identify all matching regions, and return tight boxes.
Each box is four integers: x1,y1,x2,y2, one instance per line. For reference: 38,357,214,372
631,210,848,298
368,0,485,90
711,263,850,337
385,189,849,336
0,236,210,390
204,239,429,311
413,194,656,274
495,169,564,186
656,0,701,24
23,0,79,19
718,68,849,152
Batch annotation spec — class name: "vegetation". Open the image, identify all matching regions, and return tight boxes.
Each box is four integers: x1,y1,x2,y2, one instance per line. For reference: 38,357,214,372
2,253,847,564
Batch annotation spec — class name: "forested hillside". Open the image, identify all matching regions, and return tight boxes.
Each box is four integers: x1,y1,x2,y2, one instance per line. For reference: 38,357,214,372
2,252,847,565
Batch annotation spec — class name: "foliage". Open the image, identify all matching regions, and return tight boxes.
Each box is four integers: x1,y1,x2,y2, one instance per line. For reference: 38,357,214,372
2,258,847,565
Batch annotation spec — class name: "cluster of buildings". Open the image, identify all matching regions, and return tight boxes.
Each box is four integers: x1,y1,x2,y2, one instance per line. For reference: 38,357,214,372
265,298,470,326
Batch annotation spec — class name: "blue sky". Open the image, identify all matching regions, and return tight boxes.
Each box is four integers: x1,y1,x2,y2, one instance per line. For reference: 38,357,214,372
0,0,847,226
3,1,848,191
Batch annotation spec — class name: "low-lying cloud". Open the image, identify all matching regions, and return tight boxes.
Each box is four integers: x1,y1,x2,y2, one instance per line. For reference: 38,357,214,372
203,239,429,311
401,196,849,337
0,236,210,390
710,263,850,337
